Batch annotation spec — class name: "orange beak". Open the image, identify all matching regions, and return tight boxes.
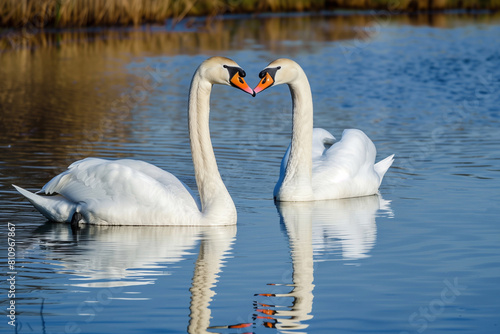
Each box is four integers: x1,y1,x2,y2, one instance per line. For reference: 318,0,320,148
253,72,274,94
230,72,255,96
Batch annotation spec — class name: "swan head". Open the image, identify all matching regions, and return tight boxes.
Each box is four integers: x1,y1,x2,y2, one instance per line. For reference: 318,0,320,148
253,58,301,94
199,57,255,96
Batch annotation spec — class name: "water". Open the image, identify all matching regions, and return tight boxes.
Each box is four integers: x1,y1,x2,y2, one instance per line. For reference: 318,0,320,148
1,12,500,334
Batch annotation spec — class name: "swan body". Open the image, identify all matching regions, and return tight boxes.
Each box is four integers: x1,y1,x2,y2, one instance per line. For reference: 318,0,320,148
254,58,394,201
14,57,255,225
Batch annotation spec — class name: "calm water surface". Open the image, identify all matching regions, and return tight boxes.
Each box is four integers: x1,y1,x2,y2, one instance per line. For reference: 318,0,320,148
1,12,499,334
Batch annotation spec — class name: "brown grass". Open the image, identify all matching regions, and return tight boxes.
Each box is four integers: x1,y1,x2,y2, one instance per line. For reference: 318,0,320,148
0,0,499,29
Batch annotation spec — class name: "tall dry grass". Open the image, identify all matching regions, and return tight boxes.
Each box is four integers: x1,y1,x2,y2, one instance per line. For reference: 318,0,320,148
0,0,227,28
0,0,499,29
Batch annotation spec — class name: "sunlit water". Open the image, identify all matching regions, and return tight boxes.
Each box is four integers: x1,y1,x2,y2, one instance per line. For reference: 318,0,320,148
1,12,499,334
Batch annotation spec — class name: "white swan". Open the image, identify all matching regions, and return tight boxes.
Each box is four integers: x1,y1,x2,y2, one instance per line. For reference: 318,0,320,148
254,58,394,201
13,57,255,226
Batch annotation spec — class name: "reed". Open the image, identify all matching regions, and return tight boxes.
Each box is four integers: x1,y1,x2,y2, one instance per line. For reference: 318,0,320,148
0,0,499,28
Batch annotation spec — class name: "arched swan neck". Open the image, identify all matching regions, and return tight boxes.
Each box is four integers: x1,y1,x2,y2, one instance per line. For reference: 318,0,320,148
283,70,314,195
188,72,236,222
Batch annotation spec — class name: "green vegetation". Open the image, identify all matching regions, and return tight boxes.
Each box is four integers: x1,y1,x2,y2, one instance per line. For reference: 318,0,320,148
1,0,499,28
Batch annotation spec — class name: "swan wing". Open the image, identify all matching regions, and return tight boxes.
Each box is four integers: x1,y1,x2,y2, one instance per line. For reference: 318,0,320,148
312,129,380,199
280,128,336,170
313,129,376,178
311,128,335,159
105,159,200,207
40,158,200,225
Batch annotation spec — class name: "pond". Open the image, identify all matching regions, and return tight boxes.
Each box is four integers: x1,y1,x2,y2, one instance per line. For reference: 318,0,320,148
1,11,499,334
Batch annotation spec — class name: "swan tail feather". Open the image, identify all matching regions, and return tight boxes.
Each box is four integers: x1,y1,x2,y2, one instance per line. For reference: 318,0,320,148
374,154,395,183
13,185,76,223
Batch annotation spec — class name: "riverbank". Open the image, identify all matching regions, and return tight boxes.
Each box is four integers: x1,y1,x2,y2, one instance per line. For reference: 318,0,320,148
1,0,499,29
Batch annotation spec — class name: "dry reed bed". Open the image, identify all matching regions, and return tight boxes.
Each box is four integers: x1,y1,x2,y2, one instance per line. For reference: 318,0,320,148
1,0,499,29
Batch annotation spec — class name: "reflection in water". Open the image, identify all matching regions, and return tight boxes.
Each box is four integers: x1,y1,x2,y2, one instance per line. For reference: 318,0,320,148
28,224,206,287
188,227,245,333
254,195,392,332
309,195,393,260
1,13,373,53
2,12,497,52
23,224,237,332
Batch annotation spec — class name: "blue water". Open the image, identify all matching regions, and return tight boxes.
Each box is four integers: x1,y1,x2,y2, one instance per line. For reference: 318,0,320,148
1,13,500,333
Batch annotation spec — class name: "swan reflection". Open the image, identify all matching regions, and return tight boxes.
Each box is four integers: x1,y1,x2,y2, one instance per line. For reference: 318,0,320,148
254,195,392,332
25,223,239,332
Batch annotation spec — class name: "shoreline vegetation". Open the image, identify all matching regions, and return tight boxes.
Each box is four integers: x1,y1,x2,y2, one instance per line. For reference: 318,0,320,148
1,0,499,29
1,1,499,51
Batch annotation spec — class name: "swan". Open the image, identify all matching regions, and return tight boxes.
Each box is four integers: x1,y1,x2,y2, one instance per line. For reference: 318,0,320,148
253,58,394,201
13,57,255,226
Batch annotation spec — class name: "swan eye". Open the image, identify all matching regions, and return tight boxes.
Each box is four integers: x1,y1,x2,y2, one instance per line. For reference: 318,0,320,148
224,65,246,79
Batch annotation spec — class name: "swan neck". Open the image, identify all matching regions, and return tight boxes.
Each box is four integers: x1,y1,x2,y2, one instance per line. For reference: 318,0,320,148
283,72,314,193
188,73,236,222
